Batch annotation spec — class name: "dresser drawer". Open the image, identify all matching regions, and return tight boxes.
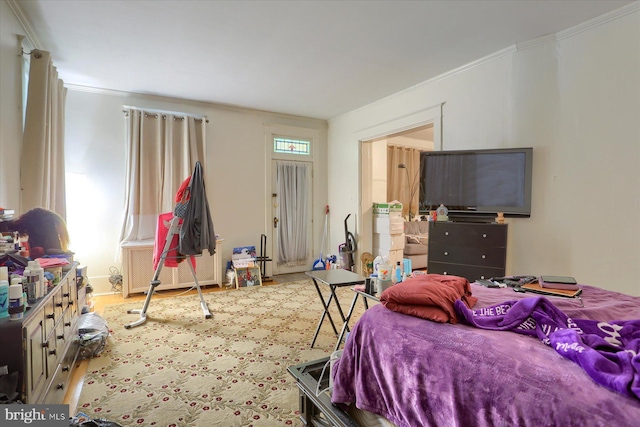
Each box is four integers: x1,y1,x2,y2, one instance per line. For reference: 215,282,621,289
428,243,506,267
428,262,504,281
429,222,507,247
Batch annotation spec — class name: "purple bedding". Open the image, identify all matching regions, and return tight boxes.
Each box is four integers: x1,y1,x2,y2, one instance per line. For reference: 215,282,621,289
331,283,640,427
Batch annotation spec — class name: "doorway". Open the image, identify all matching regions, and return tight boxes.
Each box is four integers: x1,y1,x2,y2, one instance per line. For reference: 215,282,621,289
264,124,321,278
358,102,443,264
271,159,313,275
366,124,435,212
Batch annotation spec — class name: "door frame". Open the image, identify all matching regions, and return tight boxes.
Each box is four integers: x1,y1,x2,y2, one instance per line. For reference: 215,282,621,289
264,124,323,277
356,103,445,264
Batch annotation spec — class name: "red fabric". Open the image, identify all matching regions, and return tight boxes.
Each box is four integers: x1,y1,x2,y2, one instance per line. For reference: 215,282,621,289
153,213,196,270
36,257,69,268
175,176,191,204
380,274,477,323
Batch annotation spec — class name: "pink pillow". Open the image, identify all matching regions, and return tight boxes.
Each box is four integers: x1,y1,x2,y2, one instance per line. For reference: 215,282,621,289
380,274,477,323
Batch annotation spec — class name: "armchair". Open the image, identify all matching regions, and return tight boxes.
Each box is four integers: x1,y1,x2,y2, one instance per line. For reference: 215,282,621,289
403,221,429,270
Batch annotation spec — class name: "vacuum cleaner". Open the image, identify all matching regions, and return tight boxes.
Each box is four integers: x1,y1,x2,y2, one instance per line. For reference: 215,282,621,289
338,214,357,271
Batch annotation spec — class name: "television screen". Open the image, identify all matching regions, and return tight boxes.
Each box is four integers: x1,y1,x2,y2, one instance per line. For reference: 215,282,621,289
419,147,532,219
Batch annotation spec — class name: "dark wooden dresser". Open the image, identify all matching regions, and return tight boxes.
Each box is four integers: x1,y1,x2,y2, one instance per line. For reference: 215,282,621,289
428,221,507,281
0,263,81,403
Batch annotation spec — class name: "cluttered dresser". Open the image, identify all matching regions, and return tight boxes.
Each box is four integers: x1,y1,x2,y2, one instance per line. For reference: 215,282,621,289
1,208,88,404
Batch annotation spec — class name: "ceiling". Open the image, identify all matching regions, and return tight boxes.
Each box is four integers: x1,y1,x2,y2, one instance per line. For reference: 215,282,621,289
12,0,634,120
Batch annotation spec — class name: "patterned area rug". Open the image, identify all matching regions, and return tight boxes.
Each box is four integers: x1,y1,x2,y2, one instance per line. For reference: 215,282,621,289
76,281,369,426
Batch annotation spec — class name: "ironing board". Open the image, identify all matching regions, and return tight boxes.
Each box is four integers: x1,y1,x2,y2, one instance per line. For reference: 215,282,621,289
125,165,213,329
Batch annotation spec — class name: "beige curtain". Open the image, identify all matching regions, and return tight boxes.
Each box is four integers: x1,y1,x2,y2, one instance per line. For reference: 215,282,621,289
119,109,206,243
387,145,420,219
21,50,67,218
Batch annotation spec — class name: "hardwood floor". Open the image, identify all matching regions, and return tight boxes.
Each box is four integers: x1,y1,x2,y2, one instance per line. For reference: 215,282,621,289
63,275,296,416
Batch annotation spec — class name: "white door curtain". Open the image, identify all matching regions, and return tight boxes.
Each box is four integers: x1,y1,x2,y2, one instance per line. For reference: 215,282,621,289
276,161,310,266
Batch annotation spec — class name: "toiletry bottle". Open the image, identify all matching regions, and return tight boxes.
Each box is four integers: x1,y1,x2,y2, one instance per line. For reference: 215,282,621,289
0,266,9,319
33,260,45,296
395,261,403,283
8,282,24,320
24,261,38,304
377,258,392,293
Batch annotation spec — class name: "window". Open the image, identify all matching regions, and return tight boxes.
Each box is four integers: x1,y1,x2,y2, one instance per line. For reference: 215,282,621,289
273,137,310,155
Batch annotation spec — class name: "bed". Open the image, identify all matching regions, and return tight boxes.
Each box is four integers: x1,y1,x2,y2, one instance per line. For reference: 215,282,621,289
330,275,640,427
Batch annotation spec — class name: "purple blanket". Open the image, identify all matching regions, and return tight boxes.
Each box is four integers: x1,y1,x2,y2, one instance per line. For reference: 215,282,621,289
454,297,640,400
331,284,640,427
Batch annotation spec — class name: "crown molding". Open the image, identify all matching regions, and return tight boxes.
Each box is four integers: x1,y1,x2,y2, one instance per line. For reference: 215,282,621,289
65,83,130,96
556,1,640,41
333,46,516,122
332,2,640,122
515,2,639,52
515,34,558,51
6,0,42,49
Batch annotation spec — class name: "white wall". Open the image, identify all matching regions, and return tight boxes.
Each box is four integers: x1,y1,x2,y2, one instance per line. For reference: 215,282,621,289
329,6,640,295
3,0,328,295
64,89,327,294
0,0,23,209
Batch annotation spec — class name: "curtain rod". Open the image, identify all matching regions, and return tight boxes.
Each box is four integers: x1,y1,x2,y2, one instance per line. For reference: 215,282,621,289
123,106,209,123
21,48,42,58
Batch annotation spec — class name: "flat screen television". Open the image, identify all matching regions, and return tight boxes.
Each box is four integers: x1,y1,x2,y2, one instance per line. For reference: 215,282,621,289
419,147,533,221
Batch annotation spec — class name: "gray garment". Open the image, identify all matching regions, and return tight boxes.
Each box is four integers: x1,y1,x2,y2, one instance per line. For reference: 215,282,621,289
179,161,216,256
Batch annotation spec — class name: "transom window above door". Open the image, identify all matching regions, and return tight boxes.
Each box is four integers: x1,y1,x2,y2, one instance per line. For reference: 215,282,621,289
273,137,311,155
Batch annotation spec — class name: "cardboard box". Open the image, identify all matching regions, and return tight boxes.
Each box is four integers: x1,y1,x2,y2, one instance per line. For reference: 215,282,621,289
373,216,404,234
373,233,405,250
373,202,402,216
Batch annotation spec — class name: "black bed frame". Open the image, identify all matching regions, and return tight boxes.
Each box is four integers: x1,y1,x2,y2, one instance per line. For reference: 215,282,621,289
288,358,359,427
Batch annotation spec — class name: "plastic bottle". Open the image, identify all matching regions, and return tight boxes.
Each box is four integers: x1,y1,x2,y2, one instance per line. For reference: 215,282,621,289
8,281,24,320
24,261,39,304
33,260,45,297
395,261,403,283
372,255,383,276
377,258,393,293
0,266,9,319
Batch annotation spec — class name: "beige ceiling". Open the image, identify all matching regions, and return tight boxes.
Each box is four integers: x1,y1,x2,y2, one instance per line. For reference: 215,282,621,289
11,0,635,120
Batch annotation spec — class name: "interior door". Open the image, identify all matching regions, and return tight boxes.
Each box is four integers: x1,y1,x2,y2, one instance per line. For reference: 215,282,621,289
271,160,313,275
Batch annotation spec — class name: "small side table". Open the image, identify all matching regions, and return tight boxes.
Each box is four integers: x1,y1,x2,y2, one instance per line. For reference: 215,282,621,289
335,290,379,352
305,269,365,348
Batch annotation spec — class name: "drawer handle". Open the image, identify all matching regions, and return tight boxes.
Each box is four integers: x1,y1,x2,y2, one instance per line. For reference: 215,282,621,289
47,313,55,320
444,251,449,256
64,322,71,327
62,365,70,372
42,341,49,348
445,231,449,236
481,255,486,259
443,272,448,275
57,334,65,340
483,234,487,238
69,301,74,306
48,349,57,356
63,293,70,298
56,302,64,308
56,383,64,390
